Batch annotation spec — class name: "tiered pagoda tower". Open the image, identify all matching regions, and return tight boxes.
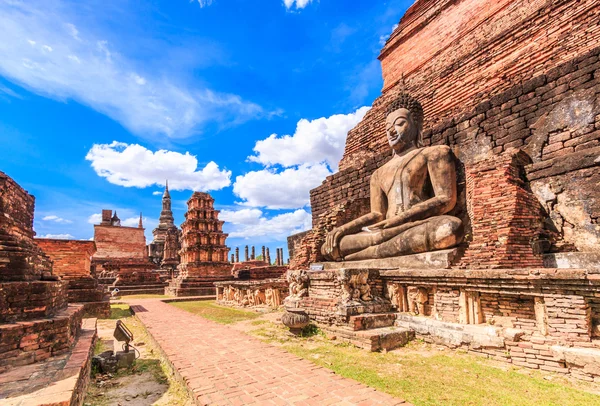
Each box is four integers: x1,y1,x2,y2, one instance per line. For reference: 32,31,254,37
165,192,231,296
147,181,180,271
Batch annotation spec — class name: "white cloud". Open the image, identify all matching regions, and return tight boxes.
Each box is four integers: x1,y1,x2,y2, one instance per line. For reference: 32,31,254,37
87,213,102,224
0,1,266,138
284,0,313,10
233,164,331,209
152,191,162,196
196,0,214,7
379,23,398,46
0,84,21,99
249,106,369,171
220,208,263,225
86,141,231,191
38,233,75,239
222,208,311,239
122,216,145,227
42,215,72,224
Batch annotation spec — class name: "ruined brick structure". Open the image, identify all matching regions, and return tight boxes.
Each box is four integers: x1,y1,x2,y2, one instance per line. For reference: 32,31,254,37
147,182,181,272
36,238,110,318
92,209,165,296
0,171,88,374
288,0,600,381
92,210,148,273
166,192,231,296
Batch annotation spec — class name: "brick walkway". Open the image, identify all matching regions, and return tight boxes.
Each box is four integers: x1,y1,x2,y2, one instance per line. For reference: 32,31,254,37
128,299,409,406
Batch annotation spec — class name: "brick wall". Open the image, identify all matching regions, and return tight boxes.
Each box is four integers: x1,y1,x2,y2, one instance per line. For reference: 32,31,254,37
0,281,68,323
0,171,53,281
93,225,146,262
340,0,600,170
305,46,600,266
36,239,96,279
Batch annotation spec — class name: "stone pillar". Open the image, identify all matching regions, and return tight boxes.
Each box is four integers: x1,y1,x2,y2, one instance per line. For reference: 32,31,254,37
251,246,255,260
276,248,281,266
266,248,271,265
235,247,239,263
262,246,266,263
231,254,235,263
244,246,249,262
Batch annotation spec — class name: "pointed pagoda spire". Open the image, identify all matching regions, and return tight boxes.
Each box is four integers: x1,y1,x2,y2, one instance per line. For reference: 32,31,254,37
138,212,143,228
163,180,170,198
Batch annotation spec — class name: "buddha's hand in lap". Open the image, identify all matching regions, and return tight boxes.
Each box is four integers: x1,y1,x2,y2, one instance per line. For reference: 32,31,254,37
323,226,348,260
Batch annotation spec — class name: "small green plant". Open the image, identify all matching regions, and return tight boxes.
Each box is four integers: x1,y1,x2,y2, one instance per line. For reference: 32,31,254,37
300,323,321,338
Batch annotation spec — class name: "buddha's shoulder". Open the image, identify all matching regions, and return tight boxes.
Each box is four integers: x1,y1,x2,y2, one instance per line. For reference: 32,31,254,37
421,144,452,159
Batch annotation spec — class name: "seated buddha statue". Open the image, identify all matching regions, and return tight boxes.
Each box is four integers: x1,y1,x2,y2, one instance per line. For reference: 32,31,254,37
321,93,464,261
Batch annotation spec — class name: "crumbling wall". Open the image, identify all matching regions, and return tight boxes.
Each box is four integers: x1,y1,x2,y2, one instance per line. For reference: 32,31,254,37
93,225,147,264
341,0,600,169
36,239,97,279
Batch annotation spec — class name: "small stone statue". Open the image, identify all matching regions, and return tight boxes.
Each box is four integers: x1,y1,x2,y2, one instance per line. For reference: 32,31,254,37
338,269,373,304
407,286,429,315
321,93,464,261
287,270,309,299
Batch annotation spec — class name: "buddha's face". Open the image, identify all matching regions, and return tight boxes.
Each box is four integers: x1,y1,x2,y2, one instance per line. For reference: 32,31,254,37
385,108,418,152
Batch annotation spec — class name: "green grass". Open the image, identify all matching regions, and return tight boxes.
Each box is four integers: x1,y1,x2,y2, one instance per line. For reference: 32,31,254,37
169,300,260,324
109,304,132,319
245,320,600,406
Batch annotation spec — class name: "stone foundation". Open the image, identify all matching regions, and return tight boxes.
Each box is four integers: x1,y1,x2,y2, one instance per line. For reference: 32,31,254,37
215,279,288,308
0,281,68,323
0,318,97,404
0,304,85,373
294,266,600,380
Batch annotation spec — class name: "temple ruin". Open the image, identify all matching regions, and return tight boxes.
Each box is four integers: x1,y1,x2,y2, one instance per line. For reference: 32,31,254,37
215,245,289,309
0,171,96,403
286,0,600,381
165,192,232,296
147,181,181,275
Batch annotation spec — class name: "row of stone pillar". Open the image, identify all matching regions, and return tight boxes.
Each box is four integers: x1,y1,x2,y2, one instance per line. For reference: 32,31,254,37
230,246,287,265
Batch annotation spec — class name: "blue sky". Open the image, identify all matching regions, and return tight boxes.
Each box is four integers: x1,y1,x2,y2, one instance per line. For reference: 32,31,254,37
0,0,409,260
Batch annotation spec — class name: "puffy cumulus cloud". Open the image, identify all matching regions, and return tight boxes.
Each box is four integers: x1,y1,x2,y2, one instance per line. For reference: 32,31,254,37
249,106,369,171
223,208,311,240
86,141,231,191
220,208,263,225
87,213,102,224
42,215,72,224
38,233,75,239
233,164,330,209
283,0,313,10
0,1,266,138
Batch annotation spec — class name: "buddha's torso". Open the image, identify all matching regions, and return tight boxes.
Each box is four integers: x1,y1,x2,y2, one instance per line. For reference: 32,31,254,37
374,147,433,219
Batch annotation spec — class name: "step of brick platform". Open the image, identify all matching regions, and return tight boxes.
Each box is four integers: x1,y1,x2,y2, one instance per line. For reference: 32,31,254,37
323,325,415,352
349,312,397,331
0,318,97,405
109,284,167,296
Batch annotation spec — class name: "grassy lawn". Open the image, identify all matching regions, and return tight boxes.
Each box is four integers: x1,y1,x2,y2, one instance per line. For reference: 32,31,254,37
244,315,600,406
169,300,260,324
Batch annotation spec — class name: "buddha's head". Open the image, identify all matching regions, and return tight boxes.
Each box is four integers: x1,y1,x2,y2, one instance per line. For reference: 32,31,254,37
385,93,423,153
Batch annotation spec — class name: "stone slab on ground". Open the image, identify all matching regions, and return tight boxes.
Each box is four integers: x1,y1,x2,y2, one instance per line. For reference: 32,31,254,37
318,248,459,270
127,298,410,405
0,318,97,406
